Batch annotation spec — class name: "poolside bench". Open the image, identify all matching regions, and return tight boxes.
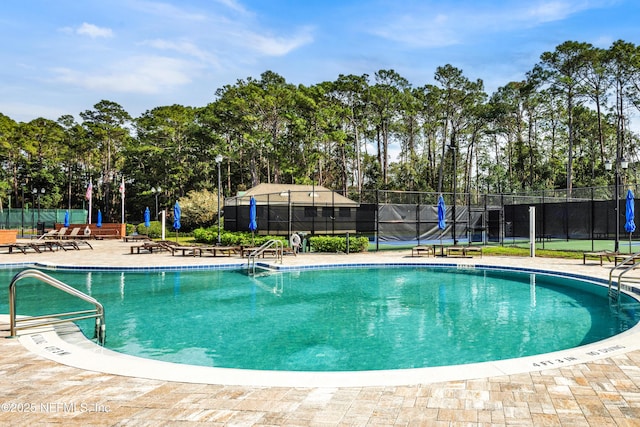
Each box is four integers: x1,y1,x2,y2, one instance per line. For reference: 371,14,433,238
411,246,433,257
445,246,468,257
583,251,615,265
462,246,482,257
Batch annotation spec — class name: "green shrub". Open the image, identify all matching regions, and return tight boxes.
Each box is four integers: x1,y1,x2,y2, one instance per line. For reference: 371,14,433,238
192,227,368,252
193,226,287,247
125,223,136,235
177,189,221,231
135,221,167,239
193,227,216,243
309,235,368,253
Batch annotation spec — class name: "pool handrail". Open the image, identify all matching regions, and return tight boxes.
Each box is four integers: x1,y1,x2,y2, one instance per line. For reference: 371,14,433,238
8,269,106,345
247,239,283,274
608,252,640,301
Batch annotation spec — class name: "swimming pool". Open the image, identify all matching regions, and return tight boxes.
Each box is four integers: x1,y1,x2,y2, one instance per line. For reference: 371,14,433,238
3,264,639,373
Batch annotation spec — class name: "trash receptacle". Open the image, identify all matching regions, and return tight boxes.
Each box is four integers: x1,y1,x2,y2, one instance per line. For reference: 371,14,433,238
37,221,45,236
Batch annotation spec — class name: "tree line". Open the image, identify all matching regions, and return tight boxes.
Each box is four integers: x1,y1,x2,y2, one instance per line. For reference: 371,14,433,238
1,39,640,224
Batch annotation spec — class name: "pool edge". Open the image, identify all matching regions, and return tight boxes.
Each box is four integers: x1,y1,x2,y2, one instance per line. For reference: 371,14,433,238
4,261,640,388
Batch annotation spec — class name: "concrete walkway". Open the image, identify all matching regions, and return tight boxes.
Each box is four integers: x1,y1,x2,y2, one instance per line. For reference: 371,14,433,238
2,240,640,426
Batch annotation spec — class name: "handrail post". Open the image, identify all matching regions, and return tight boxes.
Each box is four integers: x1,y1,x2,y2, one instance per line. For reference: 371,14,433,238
9,278,17,337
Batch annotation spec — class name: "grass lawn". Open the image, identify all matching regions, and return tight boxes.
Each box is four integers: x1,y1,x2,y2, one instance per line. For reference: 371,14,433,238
369,241,591,260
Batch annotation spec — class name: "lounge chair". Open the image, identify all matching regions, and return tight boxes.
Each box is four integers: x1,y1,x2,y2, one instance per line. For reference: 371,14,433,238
55,227,70,239
170,245,201,256
37,227,67,240
198,246,240,257
53,239,93,251
123,234,151,242
614,253,640,266
583,250,616,265
63,227,81,239
0,243,43,254
241,245,283,258
130,241,175,254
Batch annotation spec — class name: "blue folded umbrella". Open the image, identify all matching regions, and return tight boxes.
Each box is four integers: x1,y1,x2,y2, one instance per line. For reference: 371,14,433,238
437,195,446,230
173,202,181,230
249,197,257,232
625,189,636,233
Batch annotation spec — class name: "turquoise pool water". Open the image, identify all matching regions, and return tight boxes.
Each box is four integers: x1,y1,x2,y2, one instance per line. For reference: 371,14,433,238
2,266,639,371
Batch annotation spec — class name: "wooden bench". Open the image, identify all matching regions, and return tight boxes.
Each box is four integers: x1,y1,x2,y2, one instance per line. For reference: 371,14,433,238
445,246,467,257
411,246,433,257
463,246,483,257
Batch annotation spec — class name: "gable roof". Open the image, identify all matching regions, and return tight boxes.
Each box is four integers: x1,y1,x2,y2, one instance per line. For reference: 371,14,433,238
227,183,359,206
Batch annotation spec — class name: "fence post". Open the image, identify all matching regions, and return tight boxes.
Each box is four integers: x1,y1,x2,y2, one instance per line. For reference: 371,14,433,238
346,232,349,254
375,190,379,251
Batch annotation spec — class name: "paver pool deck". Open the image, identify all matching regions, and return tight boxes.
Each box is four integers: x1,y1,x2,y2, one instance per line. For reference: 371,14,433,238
2,239,640,426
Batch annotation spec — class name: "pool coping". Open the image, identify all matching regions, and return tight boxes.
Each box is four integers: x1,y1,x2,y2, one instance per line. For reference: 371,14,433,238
5,261,640,388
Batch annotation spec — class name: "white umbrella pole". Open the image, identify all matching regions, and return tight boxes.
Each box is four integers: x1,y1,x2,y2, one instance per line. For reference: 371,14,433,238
161,210,166,240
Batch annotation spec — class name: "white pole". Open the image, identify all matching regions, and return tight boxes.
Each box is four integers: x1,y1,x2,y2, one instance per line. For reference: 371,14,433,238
161,210,166,240
88,178,92,224
120,177,125,224
529,206,536,257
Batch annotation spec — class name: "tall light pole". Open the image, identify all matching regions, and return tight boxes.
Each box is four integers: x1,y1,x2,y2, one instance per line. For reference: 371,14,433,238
30,188,35,232
151,187,161,218
215,154,223,245
20,186,25,237
605,158,628,253
33,188,45,234
450,144,458,245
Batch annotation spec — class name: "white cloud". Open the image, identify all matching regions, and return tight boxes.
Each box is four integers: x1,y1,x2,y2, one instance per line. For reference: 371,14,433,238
132,1,208,21
142,39,219,65
242,26,315,56
52,56,195,94
369,1,613,48
214,0,248,14
371,13,460,48
131,1,313,61
76,22,113,38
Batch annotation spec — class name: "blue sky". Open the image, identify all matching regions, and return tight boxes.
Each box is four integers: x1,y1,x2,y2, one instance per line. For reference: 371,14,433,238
2,0,639,123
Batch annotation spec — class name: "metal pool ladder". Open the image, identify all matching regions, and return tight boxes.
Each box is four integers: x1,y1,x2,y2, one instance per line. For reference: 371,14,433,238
247,239,283,275
8,269,106,345
608,252,640,302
